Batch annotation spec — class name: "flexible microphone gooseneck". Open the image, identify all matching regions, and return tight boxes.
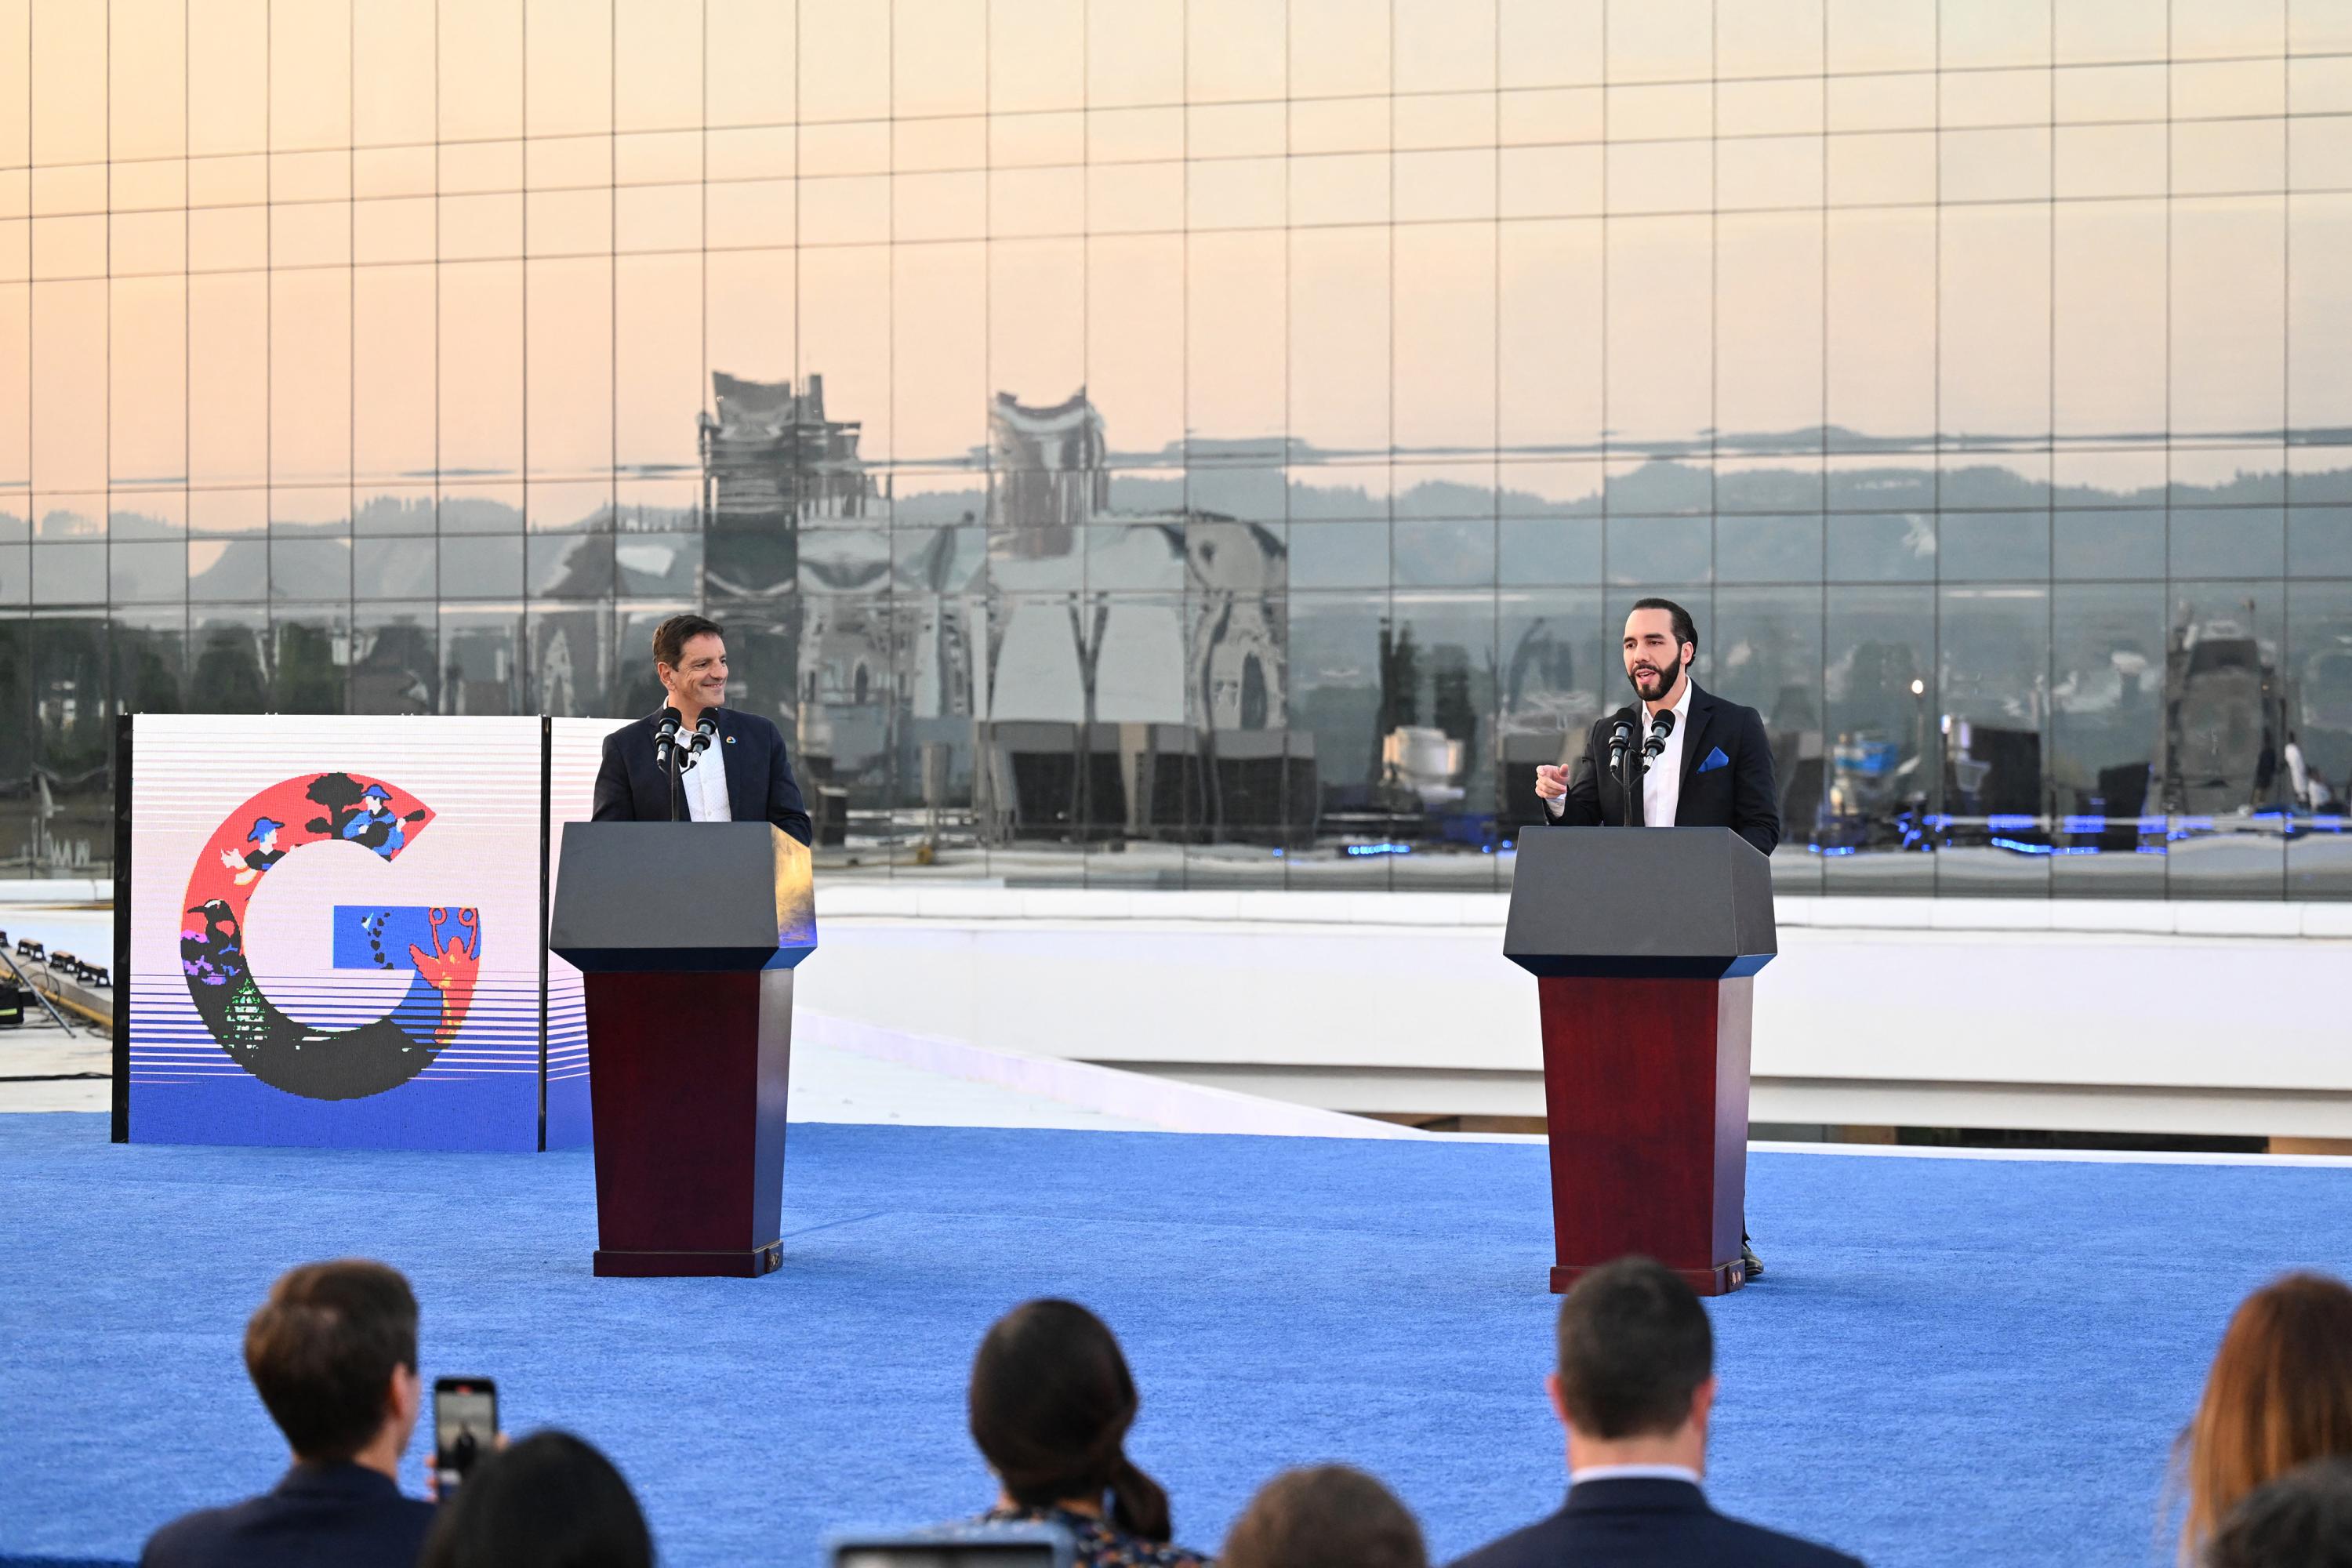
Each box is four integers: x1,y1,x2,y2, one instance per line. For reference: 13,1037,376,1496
1644,707,1677,760
1606,710,1635,774
1607,707,1639,827
653,706,684,771
680,713,717,772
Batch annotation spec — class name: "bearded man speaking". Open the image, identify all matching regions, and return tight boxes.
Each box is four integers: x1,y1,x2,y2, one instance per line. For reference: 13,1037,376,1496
1532,597,1781,1277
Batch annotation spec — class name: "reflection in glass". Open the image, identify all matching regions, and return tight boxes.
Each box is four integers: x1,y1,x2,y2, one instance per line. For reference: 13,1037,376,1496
30,613,109,873
1497,587,1605,837
2055,201,2165,445
1714,586,1826,886
4,2,2343,895
111,605,186,718
2050,583,2165,895
348,604,436,714
2172,198,2287,441
1822,585,1935,892
1384,590,1497,885
270,606,348,713
1826,207,1935,452
189,609,270,713
1605,217,1709,454
1938,586,2050,895
440,606,525,716
2161,582,2287,896
31,543,107,604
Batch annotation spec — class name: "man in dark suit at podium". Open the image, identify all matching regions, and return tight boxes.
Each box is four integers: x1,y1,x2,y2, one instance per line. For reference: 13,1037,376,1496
1450,1257,1864,1568
592,613,814,846
1533,598,1780,855
1532,599,1780,1279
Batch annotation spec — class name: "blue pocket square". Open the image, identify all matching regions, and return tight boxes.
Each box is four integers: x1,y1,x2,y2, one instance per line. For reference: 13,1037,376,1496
1697,746,1730,774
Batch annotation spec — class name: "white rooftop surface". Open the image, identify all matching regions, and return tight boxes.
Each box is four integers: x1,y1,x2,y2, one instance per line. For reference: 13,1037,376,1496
0,1030,1180,1129
0,903,1392,1136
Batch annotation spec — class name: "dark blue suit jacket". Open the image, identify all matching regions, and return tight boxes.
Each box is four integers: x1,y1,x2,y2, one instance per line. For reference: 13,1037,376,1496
139,1461,437,1568
591,706,814,846
1451,1478,1864,1568
1554,681,1783,855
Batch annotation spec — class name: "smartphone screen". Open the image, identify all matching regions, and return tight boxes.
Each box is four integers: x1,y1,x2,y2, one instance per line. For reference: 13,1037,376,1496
836,1548,1058,1568
432,1377,498,1493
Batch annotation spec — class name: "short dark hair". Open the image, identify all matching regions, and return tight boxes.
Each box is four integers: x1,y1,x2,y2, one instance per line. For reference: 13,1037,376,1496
2211,1457,2352,1568
419,1431,653,1568
1628,597,1698,663
652,612,723,672
1555,1256,1713,1439
970,1299,1174,1543
1221,1466,1426,1568
242,1260,418,1463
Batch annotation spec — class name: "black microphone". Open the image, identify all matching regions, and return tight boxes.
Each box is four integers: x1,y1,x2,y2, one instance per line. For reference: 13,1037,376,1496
653,706,683,771
1606,709,1636,773
1644,708,1676,760
679,713,717,773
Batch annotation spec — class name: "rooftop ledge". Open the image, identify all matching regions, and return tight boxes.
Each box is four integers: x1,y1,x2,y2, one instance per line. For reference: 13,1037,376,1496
808,883,2352,940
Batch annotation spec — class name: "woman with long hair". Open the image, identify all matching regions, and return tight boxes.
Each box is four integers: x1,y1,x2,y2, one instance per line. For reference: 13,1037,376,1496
2176,1271,2352,1561
968,1298,1207,1568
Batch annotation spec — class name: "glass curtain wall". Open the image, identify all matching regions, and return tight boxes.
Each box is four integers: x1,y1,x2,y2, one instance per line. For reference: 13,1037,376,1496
4,0,2351,895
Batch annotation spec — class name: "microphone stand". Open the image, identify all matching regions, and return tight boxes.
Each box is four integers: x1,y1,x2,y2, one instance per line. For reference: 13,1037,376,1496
1617,713,1639,828
664,739,684,822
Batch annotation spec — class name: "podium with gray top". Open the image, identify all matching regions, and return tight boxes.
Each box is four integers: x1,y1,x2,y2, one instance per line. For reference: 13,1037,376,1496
548,820,817,1278
1504,826,1777,1297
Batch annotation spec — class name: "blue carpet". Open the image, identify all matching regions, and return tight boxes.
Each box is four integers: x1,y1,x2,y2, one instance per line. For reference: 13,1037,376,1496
3,1112,2347,1568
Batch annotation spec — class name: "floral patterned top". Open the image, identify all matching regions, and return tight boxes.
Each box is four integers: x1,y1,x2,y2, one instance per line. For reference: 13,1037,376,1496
978,1503,1210,1568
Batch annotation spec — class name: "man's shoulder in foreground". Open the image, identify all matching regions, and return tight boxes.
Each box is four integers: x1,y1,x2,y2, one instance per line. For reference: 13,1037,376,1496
1450,1480,1863,1568
140,1463,437,1568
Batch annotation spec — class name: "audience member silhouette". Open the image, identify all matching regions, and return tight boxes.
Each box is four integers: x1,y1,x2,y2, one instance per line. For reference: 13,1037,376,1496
1450,1256,1864,1568
416,1431,652,1568
2178,1272,2352,1563
1222,1465,1426,1568
967,1298,1207,1567
2209,1457,2352,1568
139,1260,436,1568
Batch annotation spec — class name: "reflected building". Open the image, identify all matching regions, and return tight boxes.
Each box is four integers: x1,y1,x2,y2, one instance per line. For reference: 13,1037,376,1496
972,387,1299,847
5,0,2352,896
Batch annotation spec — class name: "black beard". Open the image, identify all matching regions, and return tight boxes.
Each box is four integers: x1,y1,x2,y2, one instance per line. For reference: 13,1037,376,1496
1629,662,1676,700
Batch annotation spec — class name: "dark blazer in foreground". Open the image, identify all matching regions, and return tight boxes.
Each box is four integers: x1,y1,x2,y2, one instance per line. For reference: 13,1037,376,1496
1451,1478,1864,1568
592,706,814,846
139,1461,437,1568
1552,681,1782,856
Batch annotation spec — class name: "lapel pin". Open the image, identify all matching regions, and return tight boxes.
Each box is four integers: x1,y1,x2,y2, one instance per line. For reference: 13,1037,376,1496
725,734,736,744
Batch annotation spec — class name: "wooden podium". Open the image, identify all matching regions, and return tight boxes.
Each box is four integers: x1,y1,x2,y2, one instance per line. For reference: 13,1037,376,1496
1504,827,1776,1297
546,821,817,1277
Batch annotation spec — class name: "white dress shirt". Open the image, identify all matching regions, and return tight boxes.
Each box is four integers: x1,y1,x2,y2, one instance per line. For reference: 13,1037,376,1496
1544,678,1696,824
1568,1463,1703,1489
681,735,731,822
1639,679,1694,828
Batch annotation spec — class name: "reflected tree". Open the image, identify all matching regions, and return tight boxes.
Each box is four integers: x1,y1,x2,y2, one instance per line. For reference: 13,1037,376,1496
275,624,345,714
192,626,268,713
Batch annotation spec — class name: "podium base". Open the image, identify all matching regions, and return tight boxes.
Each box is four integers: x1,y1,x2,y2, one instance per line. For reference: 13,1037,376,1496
594,1242,783,1279
1552,1259,1746,1298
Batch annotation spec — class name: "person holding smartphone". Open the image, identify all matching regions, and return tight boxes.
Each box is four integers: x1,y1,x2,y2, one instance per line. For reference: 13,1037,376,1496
140,1261,438,1568
432,1378,499,1498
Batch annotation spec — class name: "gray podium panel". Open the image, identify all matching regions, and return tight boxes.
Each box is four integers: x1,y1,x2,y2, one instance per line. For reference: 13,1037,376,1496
1504,826,1777,980
549,820,818,974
